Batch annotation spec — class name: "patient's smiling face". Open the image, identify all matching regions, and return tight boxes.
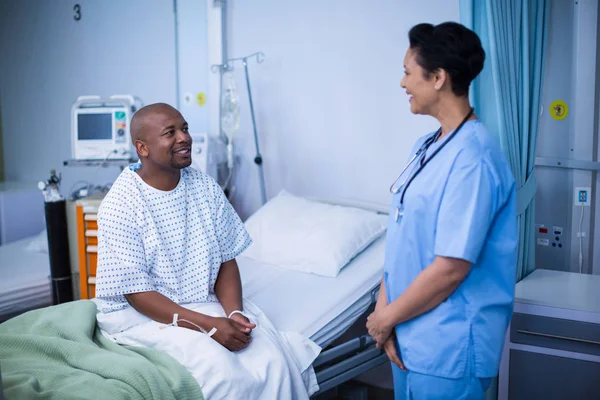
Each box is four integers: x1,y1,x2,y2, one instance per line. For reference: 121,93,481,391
133,104,193,171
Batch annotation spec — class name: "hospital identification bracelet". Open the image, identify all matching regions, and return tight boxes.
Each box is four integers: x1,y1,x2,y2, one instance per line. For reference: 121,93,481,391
227,310,248,319
160,313,218,337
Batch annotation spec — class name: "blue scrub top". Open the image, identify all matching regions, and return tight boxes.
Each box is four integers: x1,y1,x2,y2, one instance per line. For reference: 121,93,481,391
384,119,517,379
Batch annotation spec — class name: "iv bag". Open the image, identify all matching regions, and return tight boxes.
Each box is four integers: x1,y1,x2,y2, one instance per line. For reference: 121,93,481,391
221,72,240,141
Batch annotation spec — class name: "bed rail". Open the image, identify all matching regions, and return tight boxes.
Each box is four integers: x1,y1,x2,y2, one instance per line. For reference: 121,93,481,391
314,334,375,368
312,334,388,396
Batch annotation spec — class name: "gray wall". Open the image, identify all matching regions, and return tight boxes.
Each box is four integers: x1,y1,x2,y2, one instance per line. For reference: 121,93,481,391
0,0,179,194
0,94,4,182
535,0,600,275
175,0,212,133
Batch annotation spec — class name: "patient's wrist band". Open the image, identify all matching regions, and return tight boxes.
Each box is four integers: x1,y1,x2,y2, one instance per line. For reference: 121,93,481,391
228,310,246,319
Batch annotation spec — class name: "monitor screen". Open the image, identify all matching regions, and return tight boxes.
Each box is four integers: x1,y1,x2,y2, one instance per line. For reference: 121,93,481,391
78,113,112,140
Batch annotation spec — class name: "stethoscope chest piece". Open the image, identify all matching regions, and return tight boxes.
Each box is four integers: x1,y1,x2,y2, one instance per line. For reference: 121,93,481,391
395,204,404,222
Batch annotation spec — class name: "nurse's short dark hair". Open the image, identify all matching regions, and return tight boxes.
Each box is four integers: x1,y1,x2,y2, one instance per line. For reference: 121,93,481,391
408,22,485,97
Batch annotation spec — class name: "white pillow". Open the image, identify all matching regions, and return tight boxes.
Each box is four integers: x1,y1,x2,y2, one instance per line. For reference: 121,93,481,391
242,190,388,277
25,229,49,253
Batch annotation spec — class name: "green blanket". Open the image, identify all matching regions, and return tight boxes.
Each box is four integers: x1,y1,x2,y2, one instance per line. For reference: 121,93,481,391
0,300,203,400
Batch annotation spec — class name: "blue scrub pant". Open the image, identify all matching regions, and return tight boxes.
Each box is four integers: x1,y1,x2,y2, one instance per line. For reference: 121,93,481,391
391,346,492,400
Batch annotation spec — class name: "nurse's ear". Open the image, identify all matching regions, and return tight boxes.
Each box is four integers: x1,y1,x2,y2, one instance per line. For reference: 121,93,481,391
433,68,448,91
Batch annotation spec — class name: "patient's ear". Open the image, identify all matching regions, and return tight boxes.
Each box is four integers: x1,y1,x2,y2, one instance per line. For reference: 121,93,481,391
135,140,148,157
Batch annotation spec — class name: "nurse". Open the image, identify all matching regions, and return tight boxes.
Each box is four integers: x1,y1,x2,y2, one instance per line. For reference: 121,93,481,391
366,22,518,399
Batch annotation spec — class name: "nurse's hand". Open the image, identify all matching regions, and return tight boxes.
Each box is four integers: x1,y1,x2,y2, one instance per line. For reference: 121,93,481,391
382,334,406,371
366,308,393,347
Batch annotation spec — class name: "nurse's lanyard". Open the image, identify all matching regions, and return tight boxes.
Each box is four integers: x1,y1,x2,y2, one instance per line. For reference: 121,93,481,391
389,108,474,222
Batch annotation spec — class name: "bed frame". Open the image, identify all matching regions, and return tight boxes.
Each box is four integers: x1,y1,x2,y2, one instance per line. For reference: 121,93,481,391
304,197,391,397
312,289,388,396
14,194,391,396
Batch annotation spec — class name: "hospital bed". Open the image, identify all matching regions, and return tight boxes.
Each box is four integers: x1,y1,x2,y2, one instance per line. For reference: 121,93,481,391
239,237,388,395
0,182,52,322
0,232,52,322
1,192,390,398
237,193,390,396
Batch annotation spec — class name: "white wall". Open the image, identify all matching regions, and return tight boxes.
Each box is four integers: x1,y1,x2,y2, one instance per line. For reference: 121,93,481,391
0,0,178,195
0,0,460,217
226,0,460,219
226,0,460,390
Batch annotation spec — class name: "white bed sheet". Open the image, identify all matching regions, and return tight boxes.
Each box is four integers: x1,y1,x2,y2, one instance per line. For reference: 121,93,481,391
0,236,52,317
238,235,386,348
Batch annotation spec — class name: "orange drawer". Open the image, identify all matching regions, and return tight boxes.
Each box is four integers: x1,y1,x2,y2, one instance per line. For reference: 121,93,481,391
77,201,104,300
86,221,98,230
88,252,98,276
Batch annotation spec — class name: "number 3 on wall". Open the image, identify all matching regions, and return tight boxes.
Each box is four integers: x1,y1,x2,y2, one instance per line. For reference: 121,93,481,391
73,4,81,21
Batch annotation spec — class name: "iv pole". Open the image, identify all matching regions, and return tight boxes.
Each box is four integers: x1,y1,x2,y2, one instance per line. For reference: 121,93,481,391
212,52,267,206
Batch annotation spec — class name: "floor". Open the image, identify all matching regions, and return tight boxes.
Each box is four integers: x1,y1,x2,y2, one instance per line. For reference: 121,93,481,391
314,381,394,400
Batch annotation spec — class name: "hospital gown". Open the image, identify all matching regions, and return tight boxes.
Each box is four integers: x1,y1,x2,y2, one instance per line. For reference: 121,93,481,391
94,164,321,399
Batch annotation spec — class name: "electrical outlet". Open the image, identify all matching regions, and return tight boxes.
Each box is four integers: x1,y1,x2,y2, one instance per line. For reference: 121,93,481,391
574,187,591,206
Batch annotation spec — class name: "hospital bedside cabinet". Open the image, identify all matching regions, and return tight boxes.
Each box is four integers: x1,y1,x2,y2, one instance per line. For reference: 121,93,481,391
75,199,103,299
498,269,600,400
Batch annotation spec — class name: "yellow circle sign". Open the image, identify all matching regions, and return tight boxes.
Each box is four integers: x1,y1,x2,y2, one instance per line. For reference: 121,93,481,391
196,92,206,107
550,100,568,120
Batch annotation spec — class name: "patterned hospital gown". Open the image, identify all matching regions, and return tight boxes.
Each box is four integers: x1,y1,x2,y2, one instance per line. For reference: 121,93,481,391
94,164,252,313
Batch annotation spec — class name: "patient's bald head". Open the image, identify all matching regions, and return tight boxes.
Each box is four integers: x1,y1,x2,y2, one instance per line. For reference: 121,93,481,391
131,103,192,170
130,103,179,143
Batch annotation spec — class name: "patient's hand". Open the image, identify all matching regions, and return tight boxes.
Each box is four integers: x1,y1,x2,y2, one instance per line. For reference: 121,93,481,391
209,317,253,351
229,313,256,334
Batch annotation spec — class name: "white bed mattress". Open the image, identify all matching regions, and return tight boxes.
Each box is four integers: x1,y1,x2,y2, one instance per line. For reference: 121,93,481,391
0,236,52,318
239,235,386,348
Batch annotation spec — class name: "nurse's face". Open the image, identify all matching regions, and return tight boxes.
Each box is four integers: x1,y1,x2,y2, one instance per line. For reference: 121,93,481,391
400,48,440,116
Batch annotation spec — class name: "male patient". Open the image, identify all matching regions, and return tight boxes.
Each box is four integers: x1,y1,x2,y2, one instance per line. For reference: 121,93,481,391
93,103,319,399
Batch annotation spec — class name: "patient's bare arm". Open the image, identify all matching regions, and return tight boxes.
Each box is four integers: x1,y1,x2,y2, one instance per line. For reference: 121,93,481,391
214,259,256,333
125,291,211,328
214,259,244,316
125,290,252,351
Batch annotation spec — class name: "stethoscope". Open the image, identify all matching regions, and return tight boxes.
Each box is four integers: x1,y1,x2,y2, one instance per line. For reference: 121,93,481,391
389,108,474,222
